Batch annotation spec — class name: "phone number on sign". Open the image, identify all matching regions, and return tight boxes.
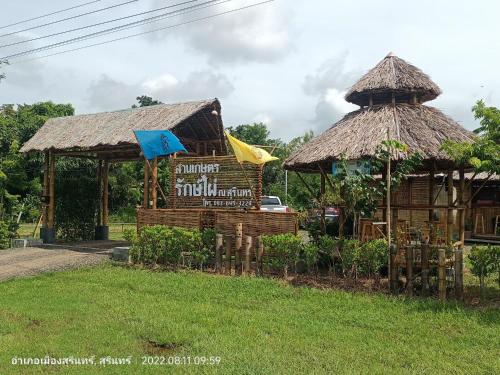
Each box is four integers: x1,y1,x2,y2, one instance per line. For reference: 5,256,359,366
142,356,221,366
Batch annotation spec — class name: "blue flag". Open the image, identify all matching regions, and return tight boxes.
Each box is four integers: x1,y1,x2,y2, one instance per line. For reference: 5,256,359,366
133,130,187,160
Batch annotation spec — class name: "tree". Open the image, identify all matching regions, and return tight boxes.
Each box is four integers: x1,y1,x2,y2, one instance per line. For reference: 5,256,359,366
0,60,6,82
442,100,500,176
132,95,162,108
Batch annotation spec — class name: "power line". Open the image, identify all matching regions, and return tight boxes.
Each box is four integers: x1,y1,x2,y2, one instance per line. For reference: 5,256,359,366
0,1,103,31
1,0,227,60
0,0,139,39
12,1,274,65
0,0,200,49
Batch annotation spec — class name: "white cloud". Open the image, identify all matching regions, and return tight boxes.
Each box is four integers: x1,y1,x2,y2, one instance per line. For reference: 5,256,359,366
148,0,293,64
86,70,235,111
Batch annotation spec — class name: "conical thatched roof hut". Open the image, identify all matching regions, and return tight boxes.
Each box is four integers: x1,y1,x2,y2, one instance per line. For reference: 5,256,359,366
284,53,474,173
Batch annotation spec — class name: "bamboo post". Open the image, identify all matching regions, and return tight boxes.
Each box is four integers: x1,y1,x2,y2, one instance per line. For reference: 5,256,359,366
447,170,454,245
405,246,413,297
320,173,326,235
256,236,264,276
438,248,446,302
102,160,109,226
385,130,392,288
234,223,243,276
48,151,55,230
215,234,223,274
96,160,103,226
421,244,430,296
42,151,49,232
143,159,149,209
390,243,398,294
428,163,435,243
456,166,465,300
224,235,232,275
339,208,345,240
244,235,252,276
151,157,158,209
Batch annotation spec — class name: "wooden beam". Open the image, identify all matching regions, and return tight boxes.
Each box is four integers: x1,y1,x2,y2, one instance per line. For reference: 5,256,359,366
320,173,326,235
428,162,435,243
102,160,109,226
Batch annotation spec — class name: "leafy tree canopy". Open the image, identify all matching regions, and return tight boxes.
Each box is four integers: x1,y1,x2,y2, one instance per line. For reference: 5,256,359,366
132,95,162,108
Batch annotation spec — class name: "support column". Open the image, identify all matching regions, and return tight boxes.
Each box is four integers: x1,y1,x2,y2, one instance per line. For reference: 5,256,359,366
40,151,50,242
455,166,465,300
447,170,454,245
320,173,326,235
428,162,435,243
151,157,158,209
143,159,149,209
45,151,56,244
95,160,109,240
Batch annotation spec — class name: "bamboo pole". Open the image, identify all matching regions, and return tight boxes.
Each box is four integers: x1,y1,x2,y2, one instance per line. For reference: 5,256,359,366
244,235,252,276
42,151,49,230
428,162,435,243
421,244,430,296
438,248,446,302
405,246,413,297
447,170,454,245
143,159,149,209
215,234,223,274
151,157,158,209
224,235,232,275
456,167,465,300
96,160,103,226
234,223,243,276
48,151,55,230
386,130,392,289
102,160,109,226
320,173,326,235
256,236,264,276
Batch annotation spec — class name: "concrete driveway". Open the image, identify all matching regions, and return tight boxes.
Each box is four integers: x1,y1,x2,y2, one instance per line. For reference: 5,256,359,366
0,246,109,282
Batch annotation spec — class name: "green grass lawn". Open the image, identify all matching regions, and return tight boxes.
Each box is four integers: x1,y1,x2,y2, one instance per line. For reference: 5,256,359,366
0,265,498,374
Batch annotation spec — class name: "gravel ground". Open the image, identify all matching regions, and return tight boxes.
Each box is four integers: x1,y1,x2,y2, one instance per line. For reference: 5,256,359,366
0,247,109,282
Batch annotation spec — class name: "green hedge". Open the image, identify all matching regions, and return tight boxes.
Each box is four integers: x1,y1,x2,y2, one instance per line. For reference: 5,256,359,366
127,226,215,270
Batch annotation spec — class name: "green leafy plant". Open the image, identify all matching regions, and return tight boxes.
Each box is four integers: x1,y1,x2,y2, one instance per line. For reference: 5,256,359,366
358,239,388,278
301,243,319,274
316,235,339,274
339,239,361,278
469,245,498,295
262,234,302,277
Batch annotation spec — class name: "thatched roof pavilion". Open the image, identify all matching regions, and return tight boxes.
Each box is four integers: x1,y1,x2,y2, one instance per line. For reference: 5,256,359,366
284,53,474,173
284,53,479,299
21,98,227,160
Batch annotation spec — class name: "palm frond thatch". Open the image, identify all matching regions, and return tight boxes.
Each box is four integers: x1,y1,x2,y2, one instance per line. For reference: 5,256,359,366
284,103,474,173
20,99,221,153
345,53,442,106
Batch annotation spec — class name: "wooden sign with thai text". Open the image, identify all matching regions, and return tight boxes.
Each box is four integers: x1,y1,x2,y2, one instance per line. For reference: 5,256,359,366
170,156,262,209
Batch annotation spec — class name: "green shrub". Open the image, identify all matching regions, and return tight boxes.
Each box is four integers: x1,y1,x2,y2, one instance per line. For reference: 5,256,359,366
128,226,216,270
317,235,339,273
301,243,319,273
339,239,361,277
0,220,18,249
469,245,499,294
358,239,388,277
262,234,302,277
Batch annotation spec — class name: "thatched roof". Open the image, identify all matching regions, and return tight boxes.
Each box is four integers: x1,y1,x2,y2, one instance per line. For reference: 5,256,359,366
345,53,442,106
284,103,474,173
20,98,226,158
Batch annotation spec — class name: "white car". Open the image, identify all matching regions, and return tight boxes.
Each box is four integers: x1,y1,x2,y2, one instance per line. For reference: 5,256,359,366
260,196,290,213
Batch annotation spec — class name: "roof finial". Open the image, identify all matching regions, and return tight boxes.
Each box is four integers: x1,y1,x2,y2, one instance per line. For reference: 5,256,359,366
386,51,395,58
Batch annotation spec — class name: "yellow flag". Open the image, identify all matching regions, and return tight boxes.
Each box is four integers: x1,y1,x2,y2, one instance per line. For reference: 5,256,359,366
225,132,279,165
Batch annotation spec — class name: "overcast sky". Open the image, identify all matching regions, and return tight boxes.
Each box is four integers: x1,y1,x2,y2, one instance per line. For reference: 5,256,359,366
0,0,498,140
